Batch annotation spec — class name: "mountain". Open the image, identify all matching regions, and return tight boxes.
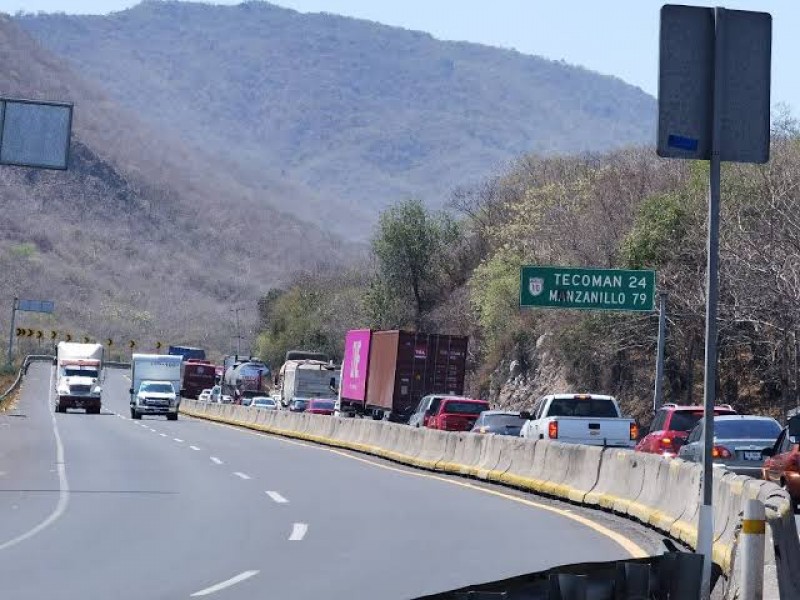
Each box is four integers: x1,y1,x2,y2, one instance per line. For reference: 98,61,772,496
17,1,656,238
0,14,352,358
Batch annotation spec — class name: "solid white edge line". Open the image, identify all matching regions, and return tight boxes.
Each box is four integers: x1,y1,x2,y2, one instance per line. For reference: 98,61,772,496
289,523,308,541
233,472,251,480
0,365,70,552
190,570,259,597
210,457,223,464
265,491,288,504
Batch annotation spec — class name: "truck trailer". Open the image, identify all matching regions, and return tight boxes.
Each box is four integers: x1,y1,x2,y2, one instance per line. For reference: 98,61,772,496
336,330,468,422
129,354,182,420
55,342,104,414
181,359,216,399
277,359,340,408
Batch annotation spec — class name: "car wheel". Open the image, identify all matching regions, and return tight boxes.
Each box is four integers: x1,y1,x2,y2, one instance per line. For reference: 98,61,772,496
131,409,141,420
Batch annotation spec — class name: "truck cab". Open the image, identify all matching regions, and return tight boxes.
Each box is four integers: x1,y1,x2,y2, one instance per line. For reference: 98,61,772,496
129,354,182,420
55,342,104,414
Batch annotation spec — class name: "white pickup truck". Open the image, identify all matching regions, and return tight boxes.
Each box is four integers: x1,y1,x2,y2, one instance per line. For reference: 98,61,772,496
519,393,637,448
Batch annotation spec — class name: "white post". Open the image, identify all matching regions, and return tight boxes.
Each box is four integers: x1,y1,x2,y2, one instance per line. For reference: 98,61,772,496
739,499,766,600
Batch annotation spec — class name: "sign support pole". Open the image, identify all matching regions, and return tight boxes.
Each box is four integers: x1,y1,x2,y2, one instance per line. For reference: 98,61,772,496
698,8,726,599
6,297,17,367
653,292,668,412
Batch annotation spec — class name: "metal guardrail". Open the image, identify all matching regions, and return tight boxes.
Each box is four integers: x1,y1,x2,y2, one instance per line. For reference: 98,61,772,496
0,355,54,403
415,550,704,600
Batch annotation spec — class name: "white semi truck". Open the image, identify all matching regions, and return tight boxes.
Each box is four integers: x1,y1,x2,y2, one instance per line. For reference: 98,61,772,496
55,342,104,414
277,359,340,408
129,354,182,420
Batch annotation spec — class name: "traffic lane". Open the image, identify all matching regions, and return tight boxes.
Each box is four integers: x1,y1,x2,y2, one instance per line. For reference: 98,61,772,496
101,385,649,596
0,362,62,545
143,416,647,598
0,365,290,600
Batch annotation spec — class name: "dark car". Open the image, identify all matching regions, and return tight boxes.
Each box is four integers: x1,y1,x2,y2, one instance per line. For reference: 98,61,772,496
678,415,781,477
289,399,308,412
471,410,526,436
635,403,737,457
762,416,800,512
306,399,335,415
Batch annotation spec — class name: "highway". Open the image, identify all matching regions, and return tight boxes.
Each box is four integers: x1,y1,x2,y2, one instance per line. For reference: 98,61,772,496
0,364,662,599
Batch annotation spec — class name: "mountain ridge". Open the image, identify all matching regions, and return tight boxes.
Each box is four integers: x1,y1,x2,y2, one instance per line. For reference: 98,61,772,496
18,1,656,238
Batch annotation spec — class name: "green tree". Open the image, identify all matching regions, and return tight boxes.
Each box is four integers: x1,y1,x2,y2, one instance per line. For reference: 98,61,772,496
372,199,460,328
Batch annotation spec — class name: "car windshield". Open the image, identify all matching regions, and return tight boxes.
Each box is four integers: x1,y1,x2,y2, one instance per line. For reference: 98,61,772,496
715,419,781,440
547,398,618,418
668,411,705,432
443,401,487,415
310,400,334,410
63,367,98,378
254,398,274,406
293,400,308,408
484,414,525,428
141,383,174,394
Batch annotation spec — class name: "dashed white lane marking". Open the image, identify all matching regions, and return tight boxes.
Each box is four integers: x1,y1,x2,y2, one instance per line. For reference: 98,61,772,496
173,438,184,443
159,433,167,437
265,491,288,504
210,457,223,465
189,445,200,451
233,472,251,480
289,523,308,541
190,570,259,597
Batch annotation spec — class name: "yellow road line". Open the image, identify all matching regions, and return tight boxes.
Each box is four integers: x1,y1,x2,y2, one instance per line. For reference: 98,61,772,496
183,412,648,558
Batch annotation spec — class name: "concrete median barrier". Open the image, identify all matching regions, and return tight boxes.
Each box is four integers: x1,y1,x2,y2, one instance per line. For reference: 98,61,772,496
178,398,800,599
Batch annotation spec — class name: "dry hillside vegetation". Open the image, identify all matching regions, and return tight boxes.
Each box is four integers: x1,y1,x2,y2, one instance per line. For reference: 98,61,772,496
0,15,352,355
19,1,656,238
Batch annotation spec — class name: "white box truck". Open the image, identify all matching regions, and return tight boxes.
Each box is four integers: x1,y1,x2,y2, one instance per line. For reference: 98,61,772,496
55,342,104,414
129,354,182,420
277,359,340,409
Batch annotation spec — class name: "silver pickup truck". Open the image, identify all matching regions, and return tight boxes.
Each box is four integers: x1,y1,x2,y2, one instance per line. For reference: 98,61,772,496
519,393,637,447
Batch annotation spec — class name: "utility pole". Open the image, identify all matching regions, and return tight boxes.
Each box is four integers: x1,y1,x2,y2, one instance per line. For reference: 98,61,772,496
653,292,668,412
6,297,17,367
230,308,244,357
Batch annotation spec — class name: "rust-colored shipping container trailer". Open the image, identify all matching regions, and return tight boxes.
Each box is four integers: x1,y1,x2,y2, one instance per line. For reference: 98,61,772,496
340,330,467,422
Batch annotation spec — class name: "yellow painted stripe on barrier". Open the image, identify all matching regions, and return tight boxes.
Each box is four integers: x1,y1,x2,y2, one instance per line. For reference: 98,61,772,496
179,405,708,563
741,519,766,535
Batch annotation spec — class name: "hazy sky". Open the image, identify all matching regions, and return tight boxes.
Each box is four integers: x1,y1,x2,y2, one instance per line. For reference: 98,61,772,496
1,1,795,110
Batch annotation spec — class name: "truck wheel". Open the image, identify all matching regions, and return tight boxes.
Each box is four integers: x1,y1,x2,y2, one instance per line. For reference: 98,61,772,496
131,409,141,420
56,403,65,413
167,413,178,421
87,407,101,415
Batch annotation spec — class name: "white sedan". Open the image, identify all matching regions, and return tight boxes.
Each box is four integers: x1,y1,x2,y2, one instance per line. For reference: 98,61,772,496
251,396,279,410
198,389,212,402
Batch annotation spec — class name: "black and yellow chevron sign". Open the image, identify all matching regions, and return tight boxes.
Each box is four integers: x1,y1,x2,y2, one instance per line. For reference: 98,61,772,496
26,329,34,338
15,327,23,337
128,340,136,349
50,331,58,340
65,333,72,342
155,341,163,351
106,338,114,347
36,330,43,339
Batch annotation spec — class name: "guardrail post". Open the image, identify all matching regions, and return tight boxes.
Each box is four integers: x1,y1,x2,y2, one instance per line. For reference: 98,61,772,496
739,498,766,600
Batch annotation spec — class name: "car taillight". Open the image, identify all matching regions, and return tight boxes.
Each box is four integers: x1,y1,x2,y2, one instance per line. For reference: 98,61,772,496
630,423,639,441
712,445,732,459
438,416,447,429
660,437,673,447
548,421,558,439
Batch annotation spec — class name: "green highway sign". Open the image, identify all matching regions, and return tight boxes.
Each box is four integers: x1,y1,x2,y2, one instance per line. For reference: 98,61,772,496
520,266,656,312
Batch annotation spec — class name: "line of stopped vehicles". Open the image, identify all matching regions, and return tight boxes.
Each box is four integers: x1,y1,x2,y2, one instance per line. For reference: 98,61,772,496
52,329,800,512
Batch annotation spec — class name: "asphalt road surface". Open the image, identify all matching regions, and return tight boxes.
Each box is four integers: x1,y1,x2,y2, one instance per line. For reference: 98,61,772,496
0,364,660,599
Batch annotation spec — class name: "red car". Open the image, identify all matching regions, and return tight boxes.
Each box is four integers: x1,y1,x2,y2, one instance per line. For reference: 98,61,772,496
762,421,800,512
306,398,335,415
426,397,490,432
635,403,736,457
